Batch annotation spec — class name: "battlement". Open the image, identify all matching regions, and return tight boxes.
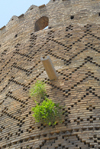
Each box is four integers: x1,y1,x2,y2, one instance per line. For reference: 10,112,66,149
0,0,100,36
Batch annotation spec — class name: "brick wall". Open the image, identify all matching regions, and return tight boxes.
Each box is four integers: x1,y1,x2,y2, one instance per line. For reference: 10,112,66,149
0,0,100,149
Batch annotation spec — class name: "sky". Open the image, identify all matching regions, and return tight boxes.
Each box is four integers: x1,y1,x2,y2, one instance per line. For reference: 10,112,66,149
0,0,50,28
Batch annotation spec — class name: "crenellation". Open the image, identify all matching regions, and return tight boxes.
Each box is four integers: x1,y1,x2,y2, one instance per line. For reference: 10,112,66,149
26,5,38,12
39,4,46,9
0,25,6,31
18,14,25,23
0,26,6,35
0,0,100,37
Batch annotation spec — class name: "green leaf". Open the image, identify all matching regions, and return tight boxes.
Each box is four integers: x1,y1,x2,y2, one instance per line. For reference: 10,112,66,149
31,98,64,126
29,80,47,102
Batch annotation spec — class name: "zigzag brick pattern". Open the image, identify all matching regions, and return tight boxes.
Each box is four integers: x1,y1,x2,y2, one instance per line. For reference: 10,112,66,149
0,0,100,148
0,23,100,149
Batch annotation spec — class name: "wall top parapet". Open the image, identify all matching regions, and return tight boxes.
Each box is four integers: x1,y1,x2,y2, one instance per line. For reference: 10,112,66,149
0,0,100,35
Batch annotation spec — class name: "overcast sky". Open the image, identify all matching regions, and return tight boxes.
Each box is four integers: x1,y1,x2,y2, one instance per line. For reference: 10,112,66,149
0,0,50,28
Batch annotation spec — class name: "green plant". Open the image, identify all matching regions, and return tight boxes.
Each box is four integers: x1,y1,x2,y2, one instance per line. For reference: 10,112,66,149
30,80,64,126
31,98,62,126
29,80,47,102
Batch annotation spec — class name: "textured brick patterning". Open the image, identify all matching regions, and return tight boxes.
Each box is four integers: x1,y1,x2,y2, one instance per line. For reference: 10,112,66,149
0,0,100,149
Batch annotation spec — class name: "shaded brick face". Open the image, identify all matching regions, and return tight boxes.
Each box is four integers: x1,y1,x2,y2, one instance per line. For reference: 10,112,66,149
0,0,100,149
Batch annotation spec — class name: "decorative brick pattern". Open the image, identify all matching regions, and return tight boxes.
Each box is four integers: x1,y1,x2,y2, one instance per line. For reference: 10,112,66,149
0,0,100,149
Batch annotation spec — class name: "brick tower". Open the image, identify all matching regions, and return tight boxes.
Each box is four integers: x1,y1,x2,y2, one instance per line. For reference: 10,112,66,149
0,0,100,148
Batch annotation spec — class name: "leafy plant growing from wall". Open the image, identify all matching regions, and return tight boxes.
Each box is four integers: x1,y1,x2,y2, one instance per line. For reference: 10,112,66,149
32,98,62,126
30,80,47,103
30,80,63,126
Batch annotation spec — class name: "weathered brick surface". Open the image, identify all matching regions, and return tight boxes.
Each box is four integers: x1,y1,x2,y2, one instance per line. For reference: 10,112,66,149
0,0,100,149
